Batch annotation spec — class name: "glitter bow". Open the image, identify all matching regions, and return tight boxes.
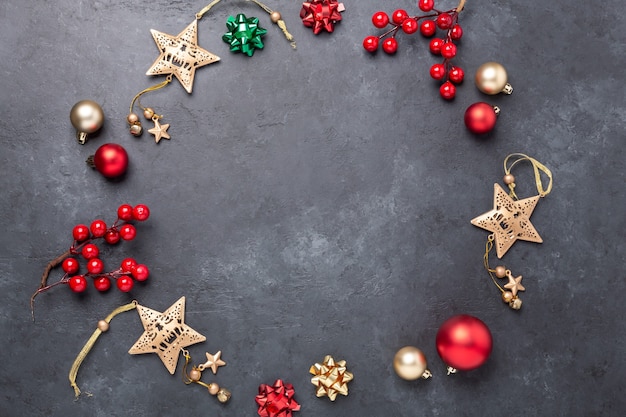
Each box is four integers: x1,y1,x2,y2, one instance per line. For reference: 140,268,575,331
309,355,353,401
300,0,345,35
255,379,301,417
222,14,267,56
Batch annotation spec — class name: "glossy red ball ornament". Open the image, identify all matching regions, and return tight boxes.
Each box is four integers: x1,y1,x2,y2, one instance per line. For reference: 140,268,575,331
117,276,134,292
401,18,419,34
439,81,456,100
131,264,150,282
104,229,120,244
363,36,379,52
441,42,457,59
430,63,446,80
429,38,444,54
69,275,88,293
464,102,498,134
90,219,107,238
81,243,100,260
119,224,136,241
436,315,492,371
391,9,409,25
62,258,80,275
93,276,111,292
418,0,435,12
117,204,133,221
436,12,453,29
86,258,104,274
132,204,150,221
72,224,90,241
450,24,463,40
449,66,465,84
90,143,128,178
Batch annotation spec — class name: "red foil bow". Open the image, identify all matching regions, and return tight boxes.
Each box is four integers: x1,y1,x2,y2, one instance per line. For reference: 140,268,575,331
255,379,301,417
300,0,345,34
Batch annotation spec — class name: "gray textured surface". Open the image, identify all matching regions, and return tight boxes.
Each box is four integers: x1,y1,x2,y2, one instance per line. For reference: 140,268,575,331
1,0,624,416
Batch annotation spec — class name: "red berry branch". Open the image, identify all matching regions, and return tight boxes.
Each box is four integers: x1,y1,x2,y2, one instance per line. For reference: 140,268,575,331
363,0,466,100
30,204,151,320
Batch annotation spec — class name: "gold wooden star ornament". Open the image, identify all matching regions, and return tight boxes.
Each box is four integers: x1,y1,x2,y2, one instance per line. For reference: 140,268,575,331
146,20,220,93
471,183,543,259
129,296,206,374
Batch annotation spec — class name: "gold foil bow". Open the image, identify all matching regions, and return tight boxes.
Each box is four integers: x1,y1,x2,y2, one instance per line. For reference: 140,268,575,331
309,355,353,401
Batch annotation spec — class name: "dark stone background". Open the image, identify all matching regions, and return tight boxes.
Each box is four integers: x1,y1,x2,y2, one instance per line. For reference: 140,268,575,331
1,0,624,416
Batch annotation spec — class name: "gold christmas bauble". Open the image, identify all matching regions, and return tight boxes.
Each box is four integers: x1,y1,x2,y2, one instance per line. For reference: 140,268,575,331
393,346,428,380
70,100,104,133
475,62,512,95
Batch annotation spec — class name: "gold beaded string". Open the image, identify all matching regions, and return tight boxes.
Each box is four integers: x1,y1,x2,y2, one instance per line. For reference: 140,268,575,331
127,75,172,136
196,0,296,48
181,349,232,403
69,301,138,397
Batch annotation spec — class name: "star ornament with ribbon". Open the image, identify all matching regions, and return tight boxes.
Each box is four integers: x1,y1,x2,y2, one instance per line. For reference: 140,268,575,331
300,0,345,34
309,355,353,401
471,183,543,259
255,379,301,417
222,14,267,57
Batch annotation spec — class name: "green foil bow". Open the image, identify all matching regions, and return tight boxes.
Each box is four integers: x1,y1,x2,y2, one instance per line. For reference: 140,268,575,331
222,14,267,57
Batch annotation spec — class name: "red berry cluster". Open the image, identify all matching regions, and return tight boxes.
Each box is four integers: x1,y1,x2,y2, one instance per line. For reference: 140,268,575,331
363,0,465,100
31,204,151,316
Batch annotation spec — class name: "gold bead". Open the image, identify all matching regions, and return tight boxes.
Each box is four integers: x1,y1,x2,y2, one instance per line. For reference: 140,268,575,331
97,320,109,332
207,382,220,395
129,124,143,136
494,265,507,278
270,11,282,23
216,388,231,403
189,369,202,381
393,346,428,380
143,108,155,119
501,291,514,303
503,174,515,185
127,113,140,124
475,62,509,95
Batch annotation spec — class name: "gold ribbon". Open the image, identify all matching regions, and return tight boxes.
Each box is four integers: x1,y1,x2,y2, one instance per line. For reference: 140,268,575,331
503,153,553,199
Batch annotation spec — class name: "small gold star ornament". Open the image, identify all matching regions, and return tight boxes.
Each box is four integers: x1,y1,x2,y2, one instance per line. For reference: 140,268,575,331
129,296,206,374
147,117,171,143
309,355,353,401
146,20,220,94
198,351,226,374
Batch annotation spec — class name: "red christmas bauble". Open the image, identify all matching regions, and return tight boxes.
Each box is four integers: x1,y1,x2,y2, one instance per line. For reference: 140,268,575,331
92,143,128,178
464,102,498,134
436,314,492,371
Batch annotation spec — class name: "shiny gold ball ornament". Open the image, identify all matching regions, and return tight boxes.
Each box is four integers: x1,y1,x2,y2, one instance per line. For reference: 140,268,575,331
70,100,104,144
475,62,513,95
393,346,432,380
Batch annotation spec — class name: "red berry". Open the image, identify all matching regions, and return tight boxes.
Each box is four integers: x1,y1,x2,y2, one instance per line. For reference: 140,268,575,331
401,18,418,34
120,257,137,272
465,102,498,134
94,276,111,292
72,224,90,241
420,20,436,37
81,243,99,260
132,204,150,221
69,275,88,293
439,81,456,100
372,11,389,28
418,0,435,12
105,230,120,244
117,276,134,292
104,230,120,245
391,9,408,25
90,219,107,238
449,66,465,84
382,37,398,54
62,258,80,275
92,143,128,178
131,264,150,282
363,36,379,52
441,42,457,59
119,224,137,241
87,258,105,274
430,63,446,80
429,38,444,54
117,204,133,221
450,24,463,40
436,13,453,29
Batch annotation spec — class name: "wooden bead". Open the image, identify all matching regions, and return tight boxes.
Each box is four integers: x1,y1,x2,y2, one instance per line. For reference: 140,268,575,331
127,113,140,124
494,265,507,278
503,174,515,185
97,320,109,332
143,108,155,119
270,11,281,23
208,382,220,395
189,369,202,381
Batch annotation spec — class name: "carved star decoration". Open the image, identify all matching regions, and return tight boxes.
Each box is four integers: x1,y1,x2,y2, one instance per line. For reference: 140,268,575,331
129,296,206,374
148,118,170,143
471,183,543,258
504,273,525,296
146,20,220,93
198,351,226,374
